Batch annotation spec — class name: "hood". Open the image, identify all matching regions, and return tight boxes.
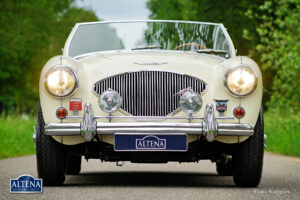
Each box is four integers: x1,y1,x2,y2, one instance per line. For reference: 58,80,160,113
76,51,225,85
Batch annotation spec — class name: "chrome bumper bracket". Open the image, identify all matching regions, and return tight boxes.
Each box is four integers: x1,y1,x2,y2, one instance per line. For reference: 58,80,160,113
203,104,218,142
80,103,97,142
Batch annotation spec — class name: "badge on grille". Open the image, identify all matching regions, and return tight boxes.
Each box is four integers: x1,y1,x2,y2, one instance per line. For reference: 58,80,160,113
214,99,229,112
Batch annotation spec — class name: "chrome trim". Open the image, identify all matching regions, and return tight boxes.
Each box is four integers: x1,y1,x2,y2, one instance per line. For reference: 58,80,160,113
46,123,80,129
80,103,97,141
45,122,253,136
44,65,79,98
264,134,267,149
219,24,235,57
99,127,202,134
32,126,37,144
77,20,222,26
45,103,254,142
47,129,80,135
66,115,233,120
134,61,168,65
223,64,258,97
202,104,218,142
218,129,254,136
93,69,207,93
64,20,235,58
93,70,207,117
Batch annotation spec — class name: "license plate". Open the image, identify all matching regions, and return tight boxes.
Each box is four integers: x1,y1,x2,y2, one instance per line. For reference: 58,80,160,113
114,133,187,151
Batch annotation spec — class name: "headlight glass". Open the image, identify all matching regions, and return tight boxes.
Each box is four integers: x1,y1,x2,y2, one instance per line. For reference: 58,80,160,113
44,66,77,97
99,90,122,113
225,66,257,96
180,91,202,114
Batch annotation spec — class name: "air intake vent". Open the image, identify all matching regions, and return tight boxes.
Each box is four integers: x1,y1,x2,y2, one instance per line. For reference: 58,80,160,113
93,71,207,116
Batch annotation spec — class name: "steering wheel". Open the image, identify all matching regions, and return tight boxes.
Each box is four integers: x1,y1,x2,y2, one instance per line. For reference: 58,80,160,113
174,42,207,50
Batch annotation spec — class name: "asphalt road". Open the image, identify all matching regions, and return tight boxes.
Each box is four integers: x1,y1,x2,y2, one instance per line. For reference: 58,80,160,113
0,152,299,200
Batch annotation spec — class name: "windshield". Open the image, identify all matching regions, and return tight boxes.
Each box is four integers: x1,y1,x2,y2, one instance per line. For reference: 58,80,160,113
67,21,232,58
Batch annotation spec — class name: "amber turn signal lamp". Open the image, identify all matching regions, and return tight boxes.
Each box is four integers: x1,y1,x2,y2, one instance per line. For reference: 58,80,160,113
233,106,245,119
56,107,68,119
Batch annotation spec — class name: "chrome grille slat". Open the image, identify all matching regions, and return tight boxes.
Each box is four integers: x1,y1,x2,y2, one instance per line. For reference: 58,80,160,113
164,72,167,115
141,72,144,115
93,71,207,116
146,72,149,116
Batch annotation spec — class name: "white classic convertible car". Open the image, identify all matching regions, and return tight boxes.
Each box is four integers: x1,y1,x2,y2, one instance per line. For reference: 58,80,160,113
35,20,265,187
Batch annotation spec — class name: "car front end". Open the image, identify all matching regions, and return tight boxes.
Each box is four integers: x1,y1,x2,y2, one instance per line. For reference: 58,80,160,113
36,20,264,187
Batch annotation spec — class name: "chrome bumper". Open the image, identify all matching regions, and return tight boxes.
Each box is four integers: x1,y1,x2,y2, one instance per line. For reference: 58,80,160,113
44,103,254,142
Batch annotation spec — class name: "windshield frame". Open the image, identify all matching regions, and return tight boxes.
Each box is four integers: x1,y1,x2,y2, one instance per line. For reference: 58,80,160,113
63,20,236,59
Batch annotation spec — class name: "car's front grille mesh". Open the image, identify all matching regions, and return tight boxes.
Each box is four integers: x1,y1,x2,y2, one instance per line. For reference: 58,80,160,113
93,71,207,116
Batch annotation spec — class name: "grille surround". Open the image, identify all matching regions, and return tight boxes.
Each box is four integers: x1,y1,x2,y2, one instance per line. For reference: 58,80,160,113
93,70,207,116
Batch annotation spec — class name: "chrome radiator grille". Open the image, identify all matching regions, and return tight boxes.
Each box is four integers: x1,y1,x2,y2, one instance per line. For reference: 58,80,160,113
93,71,207,116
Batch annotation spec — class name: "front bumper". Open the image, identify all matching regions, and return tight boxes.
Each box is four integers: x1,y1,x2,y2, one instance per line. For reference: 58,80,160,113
44,103,254,142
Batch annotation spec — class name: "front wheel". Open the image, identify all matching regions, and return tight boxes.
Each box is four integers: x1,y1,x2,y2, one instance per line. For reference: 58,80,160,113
36,103,66,186
233,108,264,187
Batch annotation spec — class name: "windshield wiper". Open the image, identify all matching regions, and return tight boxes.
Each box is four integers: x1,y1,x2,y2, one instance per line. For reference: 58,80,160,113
131,45,161,50
196,49,228,55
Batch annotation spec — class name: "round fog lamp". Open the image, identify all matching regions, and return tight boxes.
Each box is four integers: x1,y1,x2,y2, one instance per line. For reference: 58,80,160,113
180,91,202,114
99,90,122,113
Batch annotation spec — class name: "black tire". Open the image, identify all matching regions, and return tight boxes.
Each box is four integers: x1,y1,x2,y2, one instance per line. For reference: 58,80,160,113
233,108,264,187
216,160,234,176
36,103,66,186
65,155,82,175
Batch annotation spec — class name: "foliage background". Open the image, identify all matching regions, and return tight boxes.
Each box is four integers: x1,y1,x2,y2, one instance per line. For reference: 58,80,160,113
0,0,98,114
0,0,299,157
147,0,300,114
147,0,300,156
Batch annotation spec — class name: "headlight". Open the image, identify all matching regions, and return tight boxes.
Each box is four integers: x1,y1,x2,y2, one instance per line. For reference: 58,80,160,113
99,90,122,113
44,65,78,97
224,65,257,96
180,91,202,114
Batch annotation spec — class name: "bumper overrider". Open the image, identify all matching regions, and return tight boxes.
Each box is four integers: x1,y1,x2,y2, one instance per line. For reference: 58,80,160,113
44,103,254,142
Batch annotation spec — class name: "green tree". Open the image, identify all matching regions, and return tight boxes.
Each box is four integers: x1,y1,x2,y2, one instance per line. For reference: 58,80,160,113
0,0,98,114
247,0,300,113
147,0,262,56
147,0,273,105
147,0,300,113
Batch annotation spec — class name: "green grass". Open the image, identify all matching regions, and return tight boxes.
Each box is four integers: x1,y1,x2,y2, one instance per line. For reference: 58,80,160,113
0,111,299,159
0,116,36,159
265,111,300,157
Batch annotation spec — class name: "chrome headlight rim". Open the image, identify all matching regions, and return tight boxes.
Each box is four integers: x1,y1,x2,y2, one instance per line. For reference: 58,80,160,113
224,64,258,97
98,89,122,113
44,65,79,98
179,91,203,114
